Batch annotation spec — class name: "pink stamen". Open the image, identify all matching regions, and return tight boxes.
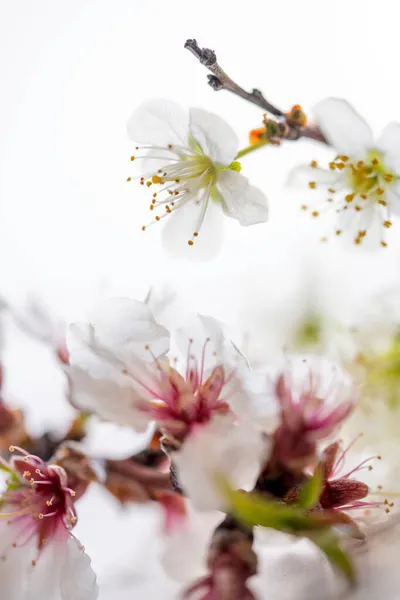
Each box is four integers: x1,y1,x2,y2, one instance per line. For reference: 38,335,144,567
343,456,381,479
199,338,211,386
186,339,194,381
334,434,364,475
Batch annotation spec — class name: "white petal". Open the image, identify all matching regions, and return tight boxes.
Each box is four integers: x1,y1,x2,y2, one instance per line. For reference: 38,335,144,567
68,298,170,368
386,185,400,217
127,99,189,147
172,415,268,511
68,366,151,431
173,314,228,363
161,196,224,261
0,519,36,600
160,508,222,583
189,108,238,166
251,535,340,600
217,170,269,225
11,297,64,347
228,367,278,430
377,122,400,173
313,98,373,155
90,297,170,359
287,165,344,188
59,536,98,600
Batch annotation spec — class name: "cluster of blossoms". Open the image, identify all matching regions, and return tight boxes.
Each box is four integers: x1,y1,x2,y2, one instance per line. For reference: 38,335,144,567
2,38,400,600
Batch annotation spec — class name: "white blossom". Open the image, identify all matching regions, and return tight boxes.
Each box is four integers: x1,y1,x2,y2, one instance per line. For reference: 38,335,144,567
127,99,269,258
289,98,400,246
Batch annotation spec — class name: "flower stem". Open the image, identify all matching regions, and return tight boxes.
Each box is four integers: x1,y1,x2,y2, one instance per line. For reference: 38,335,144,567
235,140,269,159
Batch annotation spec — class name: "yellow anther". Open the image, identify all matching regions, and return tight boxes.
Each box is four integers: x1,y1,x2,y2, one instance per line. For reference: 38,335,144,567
152,175,163,184
312,211,319,217
126,177,131,182
381,241,388,247
141,226,146,231
339,155,349,162
146,181,152,188
188,240,194,246
310,160,318,168
301,205,308,210
336,162,345,170
336,230,342,236
384,220,392,228
130,156,135,161
379,199,387,206
376,187,384,195
329,162,336,170
308,181,317,189
328,188,336,194
345,194,355,203
384,174,394,182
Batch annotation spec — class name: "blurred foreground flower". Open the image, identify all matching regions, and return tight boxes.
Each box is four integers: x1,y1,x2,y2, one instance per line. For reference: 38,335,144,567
290,98,400,246
127,99,269,258
0,447,98,599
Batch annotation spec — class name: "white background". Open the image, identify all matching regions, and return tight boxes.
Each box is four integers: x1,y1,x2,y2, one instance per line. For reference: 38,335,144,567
1,0,400,597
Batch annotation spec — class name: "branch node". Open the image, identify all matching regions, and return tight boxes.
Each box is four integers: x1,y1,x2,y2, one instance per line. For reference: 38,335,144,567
207,74,223,90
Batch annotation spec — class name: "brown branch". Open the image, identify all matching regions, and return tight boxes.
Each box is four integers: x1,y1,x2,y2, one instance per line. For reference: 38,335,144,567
184,39,327,145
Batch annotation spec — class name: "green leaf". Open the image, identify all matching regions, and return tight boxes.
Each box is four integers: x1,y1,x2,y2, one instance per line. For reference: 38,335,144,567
220,479,327,534
298,467,323,509
219,479,355,584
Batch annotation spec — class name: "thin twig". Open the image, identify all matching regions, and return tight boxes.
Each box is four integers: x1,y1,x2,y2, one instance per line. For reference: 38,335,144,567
184,39,327,145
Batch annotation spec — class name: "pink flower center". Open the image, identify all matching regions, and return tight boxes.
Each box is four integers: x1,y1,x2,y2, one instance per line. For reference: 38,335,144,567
0,447,76,556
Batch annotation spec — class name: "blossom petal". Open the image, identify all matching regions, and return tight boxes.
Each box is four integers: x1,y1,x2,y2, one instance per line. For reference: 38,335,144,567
161,508,222,584
68,366,151,431
127,99,189,147
217,170,269,225
69,297,170,366
173,314,228,364
59,536,98,600
386,185,400,217
189,108,238,166
313,98,373,155
287,165,344,188
172,415,268,511
161,196,224,261
377,122,400,172
251,535,339,599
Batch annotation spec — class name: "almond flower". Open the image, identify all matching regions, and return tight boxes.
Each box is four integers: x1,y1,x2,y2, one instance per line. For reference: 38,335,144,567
289,98,400,246
0,447,98,599
67,298,267,510
272,359,355,469
127,99,269,258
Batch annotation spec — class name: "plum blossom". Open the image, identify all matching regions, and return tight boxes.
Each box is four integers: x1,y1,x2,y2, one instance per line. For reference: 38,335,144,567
289,98,400,246
0,447,98,599
127,99,269,258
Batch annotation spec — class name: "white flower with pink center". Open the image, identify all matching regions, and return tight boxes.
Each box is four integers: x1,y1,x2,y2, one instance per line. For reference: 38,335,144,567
127,99,269,259
67,298,269,510
68,298,251,438
0,447,98,599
